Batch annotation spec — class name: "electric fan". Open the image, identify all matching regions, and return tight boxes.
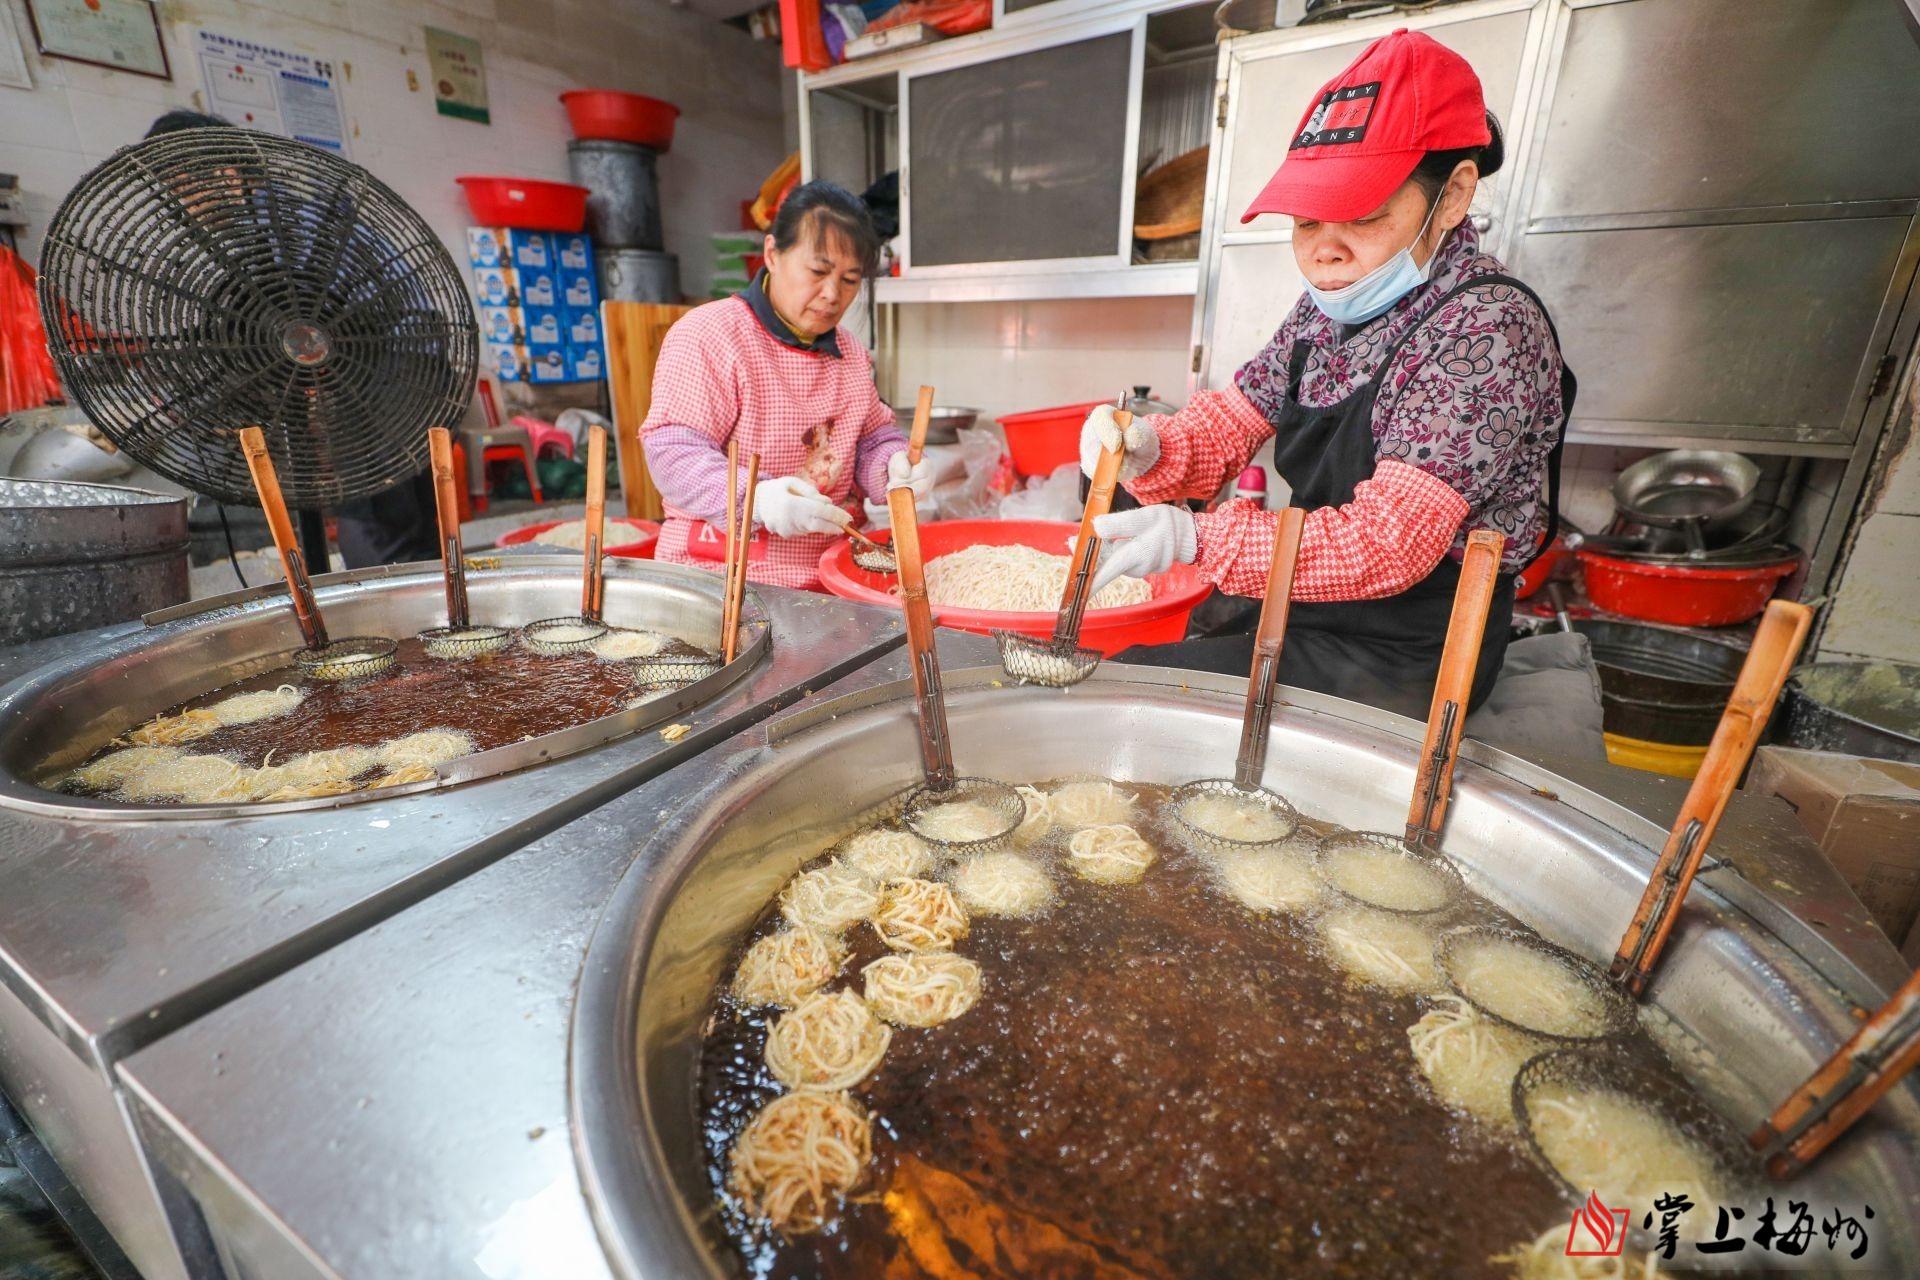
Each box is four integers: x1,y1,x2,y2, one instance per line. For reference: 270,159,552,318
36,128,477,564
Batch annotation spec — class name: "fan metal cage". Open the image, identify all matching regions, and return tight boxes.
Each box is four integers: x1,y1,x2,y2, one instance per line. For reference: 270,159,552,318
37,128,478,508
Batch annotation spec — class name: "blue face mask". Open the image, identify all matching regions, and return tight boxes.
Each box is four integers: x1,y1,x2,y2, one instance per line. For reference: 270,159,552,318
1301,200,1443,326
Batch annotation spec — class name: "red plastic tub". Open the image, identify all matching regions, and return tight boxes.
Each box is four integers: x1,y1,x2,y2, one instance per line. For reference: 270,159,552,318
497,518,660,559
560,90,679,151
817,519,1211,656
997,400,1107,478
456,177,590,232
1514,538,1569,600
1578,550,1797,627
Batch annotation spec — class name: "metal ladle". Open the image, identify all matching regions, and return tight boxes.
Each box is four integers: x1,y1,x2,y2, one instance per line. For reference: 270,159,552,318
417,426,510,658
238,426,396,681
889,485,1024,854
1168,507,1308,849
992,429,1128,688
521,424,614,655
848,385,935,576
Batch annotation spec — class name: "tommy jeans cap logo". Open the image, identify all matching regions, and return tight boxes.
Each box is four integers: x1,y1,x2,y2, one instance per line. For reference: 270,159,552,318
1293,82,1380,149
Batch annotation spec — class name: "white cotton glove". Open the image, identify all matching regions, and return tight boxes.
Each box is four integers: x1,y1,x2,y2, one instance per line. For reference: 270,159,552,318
754,476,852,538
1079,403,1161,482
886,451,936,499
1091,505,1197,595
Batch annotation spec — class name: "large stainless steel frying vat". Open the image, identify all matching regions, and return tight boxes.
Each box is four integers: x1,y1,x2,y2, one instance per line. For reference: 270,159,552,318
0,553,767,817
570,665,1920,1278
0,559,904,1280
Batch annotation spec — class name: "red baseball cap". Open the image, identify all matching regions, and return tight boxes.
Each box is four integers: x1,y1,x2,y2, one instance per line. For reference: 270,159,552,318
1241,29,1490,224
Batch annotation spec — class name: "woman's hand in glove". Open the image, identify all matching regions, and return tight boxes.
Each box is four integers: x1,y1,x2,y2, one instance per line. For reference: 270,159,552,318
1090,504,1196,595
886,451,935,499
754,477,852,538
1079,403,1161,482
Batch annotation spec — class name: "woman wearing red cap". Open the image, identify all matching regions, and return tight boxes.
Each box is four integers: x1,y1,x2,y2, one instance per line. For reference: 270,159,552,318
1085,29,1574,718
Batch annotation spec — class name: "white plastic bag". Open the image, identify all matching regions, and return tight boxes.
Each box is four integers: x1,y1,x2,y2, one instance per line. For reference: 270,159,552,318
997,463,1084,523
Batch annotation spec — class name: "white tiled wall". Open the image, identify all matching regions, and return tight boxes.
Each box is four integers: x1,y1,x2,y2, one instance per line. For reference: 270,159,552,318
0,0,785,297
887,296,1196,423
1821,396,1920,663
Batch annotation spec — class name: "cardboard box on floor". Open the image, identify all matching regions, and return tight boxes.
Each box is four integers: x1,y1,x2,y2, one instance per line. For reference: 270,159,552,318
1746,746,1920,959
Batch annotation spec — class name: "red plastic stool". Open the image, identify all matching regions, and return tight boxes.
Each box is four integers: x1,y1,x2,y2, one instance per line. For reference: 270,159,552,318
459,425,541,514
512,415,575,460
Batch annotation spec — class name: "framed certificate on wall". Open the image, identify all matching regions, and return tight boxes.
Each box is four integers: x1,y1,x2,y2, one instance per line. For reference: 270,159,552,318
26,0,170,81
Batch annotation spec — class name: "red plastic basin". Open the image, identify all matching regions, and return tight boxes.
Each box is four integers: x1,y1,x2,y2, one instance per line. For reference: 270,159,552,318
560,90,679,151
1514,539,1569,600
497,518,660,559
456,177,589,232
817,519,1210,656
1578,550,1797,627
997,400,1106,478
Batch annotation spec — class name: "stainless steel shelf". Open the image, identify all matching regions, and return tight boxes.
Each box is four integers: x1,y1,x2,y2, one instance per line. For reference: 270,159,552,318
1564,429,1857,459
875,260,1198,303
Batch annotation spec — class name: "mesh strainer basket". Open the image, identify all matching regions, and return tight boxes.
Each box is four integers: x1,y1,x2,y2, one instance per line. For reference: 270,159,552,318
849,528,898,574
296,637,398,681
520,617,609,656
1167,777,1303,851
418,624,512,658
627,651,724,685
1314,830,1466,915
1437,925,1636,1043
1512,1047,1755,1242
902,777,1026,854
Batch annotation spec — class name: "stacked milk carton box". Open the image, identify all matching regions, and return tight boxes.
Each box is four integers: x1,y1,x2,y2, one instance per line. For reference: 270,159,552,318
466,228,605,385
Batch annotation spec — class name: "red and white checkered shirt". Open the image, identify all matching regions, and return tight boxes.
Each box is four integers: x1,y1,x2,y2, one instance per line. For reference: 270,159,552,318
641,295,896,590
1127,387,1469,599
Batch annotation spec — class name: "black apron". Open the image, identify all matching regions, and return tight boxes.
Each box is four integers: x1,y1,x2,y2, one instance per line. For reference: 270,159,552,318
1114,274,1575,721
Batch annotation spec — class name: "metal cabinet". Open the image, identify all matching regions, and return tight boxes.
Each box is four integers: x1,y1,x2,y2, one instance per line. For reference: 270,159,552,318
799,1,1219,302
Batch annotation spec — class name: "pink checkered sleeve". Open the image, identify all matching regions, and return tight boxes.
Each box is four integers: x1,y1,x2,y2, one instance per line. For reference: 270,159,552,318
1125,387,1275,506
642,426,746,523
854,425,907,500
1191,461,1469,600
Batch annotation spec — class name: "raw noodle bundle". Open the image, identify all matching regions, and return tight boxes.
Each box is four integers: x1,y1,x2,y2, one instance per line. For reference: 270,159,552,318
948,851,1054,917
1407,996,1547,1128
922,544,1152,613
1067,823,1157,884
873,878,970,951
531,518,653,551
862,953,982,1028
1048,780,1137,830
375,729,476,771
1209,847,1322,913
1491,1224,1660,1279
728,1091,871,1235
734,927,847,1007
1448,934,1615,1040
781,862,883,935
1011,785,1054,848
590,629,674,661
838,829,933,883
1319,906,1442,994
764,990,892,1090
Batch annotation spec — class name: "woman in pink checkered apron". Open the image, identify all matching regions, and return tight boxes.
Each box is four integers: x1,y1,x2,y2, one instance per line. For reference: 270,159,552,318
640,183,929,591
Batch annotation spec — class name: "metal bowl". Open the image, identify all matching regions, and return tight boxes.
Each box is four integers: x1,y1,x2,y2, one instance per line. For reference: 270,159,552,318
1613,449,1760,529
568,669,1920,1278
892,404,977,446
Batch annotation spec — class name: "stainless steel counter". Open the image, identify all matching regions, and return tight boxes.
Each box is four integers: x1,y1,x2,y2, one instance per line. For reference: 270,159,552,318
0,565,904,1280
116,634,1913,1280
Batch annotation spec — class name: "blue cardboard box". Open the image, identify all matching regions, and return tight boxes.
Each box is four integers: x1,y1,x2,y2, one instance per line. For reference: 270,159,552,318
466,227,552,271
472,267,516,307
521,307,564,347
526,344,573,384
485,341,529,383
551,233,592,272
563,307,601,347
566,342,604,382
558,267,598,310
517,270,558,309
478,306,522,346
